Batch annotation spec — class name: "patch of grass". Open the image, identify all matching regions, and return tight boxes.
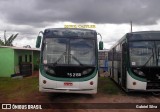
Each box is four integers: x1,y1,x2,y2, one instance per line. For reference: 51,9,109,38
0,77,38,100
98,77,121,95
0,76,121,102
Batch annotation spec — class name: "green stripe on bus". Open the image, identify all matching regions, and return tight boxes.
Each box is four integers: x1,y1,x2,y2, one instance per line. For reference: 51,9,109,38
40,64,98,82
128,68,147,82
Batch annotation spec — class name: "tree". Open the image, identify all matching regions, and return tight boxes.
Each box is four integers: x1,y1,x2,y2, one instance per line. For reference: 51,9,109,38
0,30,18,46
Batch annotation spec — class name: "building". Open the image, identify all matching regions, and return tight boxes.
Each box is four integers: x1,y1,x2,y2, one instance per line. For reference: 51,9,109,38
0,46,40,77
98,49,109,73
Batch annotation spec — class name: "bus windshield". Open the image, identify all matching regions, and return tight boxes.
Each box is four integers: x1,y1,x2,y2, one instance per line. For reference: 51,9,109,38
129,41,160,67
43,38,95,66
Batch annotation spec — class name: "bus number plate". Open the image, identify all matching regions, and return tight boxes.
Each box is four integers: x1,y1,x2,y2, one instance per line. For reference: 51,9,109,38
64,82,73,86
67,73,82,77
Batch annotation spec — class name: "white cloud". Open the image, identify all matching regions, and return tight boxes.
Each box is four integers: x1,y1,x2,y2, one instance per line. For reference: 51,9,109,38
13,38,36,48
0,0,160,49
1,20,160,49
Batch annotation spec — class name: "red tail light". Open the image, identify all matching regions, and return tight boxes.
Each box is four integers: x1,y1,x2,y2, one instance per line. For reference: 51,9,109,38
43,80,46,84
90,81,93,85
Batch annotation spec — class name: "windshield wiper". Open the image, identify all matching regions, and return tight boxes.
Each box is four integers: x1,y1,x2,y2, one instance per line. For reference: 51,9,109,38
142,48,154,67
52,52,66,66
70,54,84,66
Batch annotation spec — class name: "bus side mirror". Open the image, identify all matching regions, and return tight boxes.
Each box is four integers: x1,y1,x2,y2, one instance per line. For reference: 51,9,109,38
36,36,42,48
99,41,103,50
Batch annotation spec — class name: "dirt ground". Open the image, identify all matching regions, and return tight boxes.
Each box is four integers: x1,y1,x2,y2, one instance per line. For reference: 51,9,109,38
0,71,160,112
1,93,159,112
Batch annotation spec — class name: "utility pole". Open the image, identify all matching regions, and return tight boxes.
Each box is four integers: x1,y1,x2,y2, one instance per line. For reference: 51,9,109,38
130,21,132,33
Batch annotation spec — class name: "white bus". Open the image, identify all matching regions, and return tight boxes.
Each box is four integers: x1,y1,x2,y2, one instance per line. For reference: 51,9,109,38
36,28,102,94
108,31,160,93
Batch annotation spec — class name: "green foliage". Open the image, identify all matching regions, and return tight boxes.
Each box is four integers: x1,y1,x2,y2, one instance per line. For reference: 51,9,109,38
36,36,42,48
0,30,18,46
98,77,121,94
0,39,4,45
0,77,38,99
0,77,121,102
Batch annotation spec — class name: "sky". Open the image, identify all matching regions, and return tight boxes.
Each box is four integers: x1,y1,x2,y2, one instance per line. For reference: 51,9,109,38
0,0,160,49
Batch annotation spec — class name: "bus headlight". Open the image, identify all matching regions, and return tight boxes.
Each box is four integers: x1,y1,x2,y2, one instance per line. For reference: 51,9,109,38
133,69,145,76
48,69,55,74
44,66,55,74
82,69,92,75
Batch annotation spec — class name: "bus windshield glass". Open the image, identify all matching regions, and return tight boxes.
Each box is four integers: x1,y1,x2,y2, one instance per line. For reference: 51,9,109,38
43,38,95,66
129,41,160,67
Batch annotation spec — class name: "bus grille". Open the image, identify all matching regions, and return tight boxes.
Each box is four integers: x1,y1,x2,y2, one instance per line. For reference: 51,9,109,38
147,82,160,89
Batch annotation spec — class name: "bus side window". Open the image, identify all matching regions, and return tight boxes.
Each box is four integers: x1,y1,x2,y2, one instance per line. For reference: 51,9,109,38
122,43,127,52
108,51,113,61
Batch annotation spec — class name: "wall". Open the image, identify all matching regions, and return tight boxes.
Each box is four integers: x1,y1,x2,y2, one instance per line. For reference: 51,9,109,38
98,50,108,73
0,48,14,77
14,49,32,67
14,49,40,71
33,51,40,70
0,48,40,77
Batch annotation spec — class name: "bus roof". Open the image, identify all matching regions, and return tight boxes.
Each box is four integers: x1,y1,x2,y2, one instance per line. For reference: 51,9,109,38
129,31,160,34
43,28,97,38
45,28,96,32
127,31,160,41
109,31,160,50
